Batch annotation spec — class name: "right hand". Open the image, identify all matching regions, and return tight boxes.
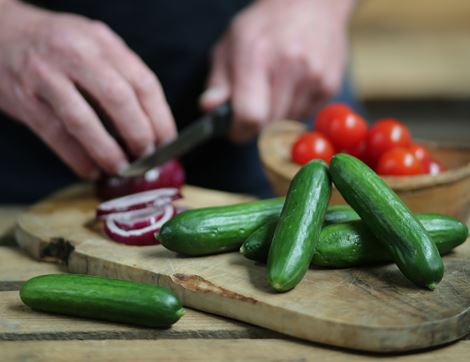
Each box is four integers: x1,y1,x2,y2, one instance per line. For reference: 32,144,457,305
0,1,176,178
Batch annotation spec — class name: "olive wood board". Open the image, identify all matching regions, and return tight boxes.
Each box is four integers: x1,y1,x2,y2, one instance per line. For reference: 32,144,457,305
15,184,470,353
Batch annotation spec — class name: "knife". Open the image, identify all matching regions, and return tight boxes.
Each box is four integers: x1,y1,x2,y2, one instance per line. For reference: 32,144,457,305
119,102,232,177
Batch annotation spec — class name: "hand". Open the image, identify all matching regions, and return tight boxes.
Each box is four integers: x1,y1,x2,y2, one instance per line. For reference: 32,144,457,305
200,0,355,143
0,1,176,178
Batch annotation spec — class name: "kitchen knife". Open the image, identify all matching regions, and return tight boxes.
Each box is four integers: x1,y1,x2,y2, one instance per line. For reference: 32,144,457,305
119,102,232,177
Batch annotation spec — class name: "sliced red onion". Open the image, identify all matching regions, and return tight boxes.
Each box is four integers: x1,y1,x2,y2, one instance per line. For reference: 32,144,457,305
96,160,185,200
96,188,181,218
113,205,167,231
104,204,175,246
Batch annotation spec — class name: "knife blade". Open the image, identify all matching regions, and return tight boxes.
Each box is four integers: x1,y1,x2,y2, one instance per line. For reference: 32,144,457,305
119,102,232,177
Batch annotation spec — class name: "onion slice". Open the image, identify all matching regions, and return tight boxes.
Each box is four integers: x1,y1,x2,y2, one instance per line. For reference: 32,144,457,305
111,206,167,231
96,188,181,217
104,204,175,246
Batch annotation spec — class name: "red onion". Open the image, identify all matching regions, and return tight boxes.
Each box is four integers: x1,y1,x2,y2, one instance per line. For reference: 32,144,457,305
112,205,167,231
96,188,181,218
96,160,185,200
104,204,175,246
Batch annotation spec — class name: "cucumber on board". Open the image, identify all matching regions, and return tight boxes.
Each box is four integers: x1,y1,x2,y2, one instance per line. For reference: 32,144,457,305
20,274,184,328
158,198,284,256
240,213,468,267
267,160,331,292
329,153,444,289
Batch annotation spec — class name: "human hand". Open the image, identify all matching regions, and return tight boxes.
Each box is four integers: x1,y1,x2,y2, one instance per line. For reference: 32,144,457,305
0,1,176,178
200,0,355,143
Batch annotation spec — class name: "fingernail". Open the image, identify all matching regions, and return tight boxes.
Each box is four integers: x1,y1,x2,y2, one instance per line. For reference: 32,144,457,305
117,160,130,175
200,87,227,104
141,143,156,157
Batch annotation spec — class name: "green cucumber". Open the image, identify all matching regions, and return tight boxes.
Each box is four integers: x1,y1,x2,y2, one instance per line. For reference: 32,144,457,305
20,274,184,327
267,160,331,292
240,205,360,261
241,214,468,266
330,153,444,289
158,197,284,256
323,204,360,225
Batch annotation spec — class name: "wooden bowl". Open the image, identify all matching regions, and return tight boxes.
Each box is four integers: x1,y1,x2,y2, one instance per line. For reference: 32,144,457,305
259,120,470,220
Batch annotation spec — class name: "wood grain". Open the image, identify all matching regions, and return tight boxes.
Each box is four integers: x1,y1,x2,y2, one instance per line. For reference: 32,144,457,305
2,339,470,362
14,184,470,353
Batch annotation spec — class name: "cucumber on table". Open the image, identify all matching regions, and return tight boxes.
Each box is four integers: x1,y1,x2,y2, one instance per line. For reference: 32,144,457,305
329,153,444,289
240,213,468,267
267,160,331,292
20,274,184,328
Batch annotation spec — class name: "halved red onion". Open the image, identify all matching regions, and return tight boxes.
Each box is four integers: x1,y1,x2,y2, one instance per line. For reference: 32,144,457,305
104,204,175,246
112,205,167,231
96,160,185,200
96,188,181,218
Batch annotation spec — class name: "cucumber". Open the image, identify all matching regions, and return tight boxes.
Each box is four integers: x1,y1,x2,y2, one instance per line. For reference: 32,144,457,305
324,204,360,225
330,153,444,289
240,205,360,261
267,160,331,292
20,274,184,328
241,214,468,266
158,197,284,256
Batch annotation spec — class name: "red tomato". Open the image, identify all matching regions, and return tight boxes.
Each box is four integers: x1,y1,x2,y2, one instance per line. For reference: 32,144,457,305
314,103,352,135
376,147,423,176
367,119,412,166
291,132,335,165
340,138,367,162
409,144,432,164
422,158,446,175
327,112,368,149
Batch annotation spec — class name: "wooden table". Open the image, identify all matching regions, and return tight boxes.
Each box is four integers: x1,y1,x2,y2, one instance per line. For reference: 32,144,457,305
1,207,468,361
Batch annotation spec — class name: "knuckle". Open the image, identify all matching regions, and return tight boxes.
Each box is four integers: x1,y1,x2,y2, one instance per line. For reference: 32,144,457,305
102,81,131,106
62,108,89,131
90,20,112,37
135,73,160,96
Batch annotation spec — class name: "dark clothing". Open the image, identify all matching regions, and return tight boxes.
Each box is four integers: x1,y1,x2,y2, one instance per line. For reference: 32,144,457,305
0,1,360,203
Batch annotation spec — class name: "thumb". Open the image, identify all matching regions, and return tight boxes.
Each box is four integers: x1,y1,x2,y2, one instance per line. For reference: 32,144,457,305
200,43,231,111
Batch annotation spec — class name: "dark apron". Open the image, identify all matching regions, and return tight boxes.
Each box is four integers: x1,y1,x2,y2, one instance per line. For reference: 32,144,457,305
0,0,360,203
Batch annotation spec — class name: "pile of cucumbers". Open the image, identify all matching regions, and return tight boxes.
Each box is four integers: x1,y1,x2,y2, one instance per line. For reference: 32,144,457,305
159,153,468,292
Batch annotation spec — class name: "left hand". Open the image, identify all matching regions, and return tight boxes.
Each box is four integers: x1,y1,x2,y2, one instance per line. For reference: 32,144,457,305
200,0,355,143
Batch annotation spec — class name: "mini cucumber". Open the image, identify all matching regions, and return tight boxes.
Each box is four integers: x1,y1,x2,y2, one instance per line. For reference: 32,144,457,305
241,213,468,266
20,274,184,328
330,153,444,289
267,160,331,292
240,205,360,261
158,197,284,256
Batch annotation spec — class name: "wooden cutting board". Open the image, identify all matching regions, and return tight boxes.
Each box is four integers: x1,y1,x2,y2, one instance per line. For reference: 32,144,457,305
15,184,470,353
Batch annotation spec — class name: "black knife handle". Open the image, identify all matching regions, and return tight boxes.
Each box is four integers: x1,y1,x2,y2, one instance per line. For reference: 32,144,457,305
211,102,233,138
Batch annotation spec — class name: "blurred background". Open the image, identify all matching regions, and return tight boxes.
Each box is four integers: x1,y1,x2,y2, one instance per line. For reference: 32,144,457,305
350,0,470,143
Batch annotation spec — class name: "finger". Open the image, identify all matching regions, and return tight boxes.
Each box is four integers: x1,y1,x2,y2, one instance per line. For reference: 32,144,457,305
230,48,271,143
68,56,156,157
27,99,99,179
200,42,231,111
93,24,177,145
269,61,298,121
288,80,321,121
33,66,129,174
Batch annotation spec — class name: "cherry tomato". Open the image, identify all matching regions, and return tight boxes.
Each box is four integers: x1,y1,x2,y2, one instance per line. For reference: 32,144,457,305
409,144,432,165
291,132,335,165
367,119,412,166
327,112,368,149
340,138,367,162
314,103,352,135
376,147,423,176
422,158,447,175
